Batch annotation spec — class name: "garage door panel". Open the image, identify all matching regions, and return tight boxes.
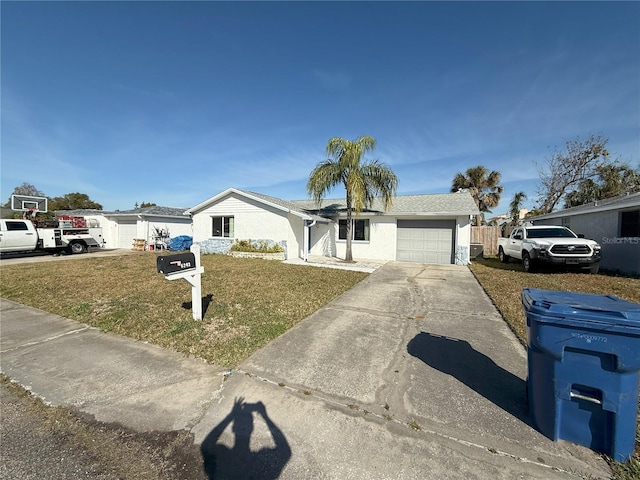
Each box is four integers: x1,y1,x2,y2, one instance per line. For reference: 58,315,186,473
396,220,454,265
117,221,138,249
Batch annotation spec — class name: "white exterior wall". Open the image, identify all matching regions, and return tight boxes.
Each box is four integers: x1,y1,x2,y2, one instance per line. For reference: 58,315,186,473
288,214,304,259
93,215,192,250
455,215,473,264
191,193,302,258
309,222,336,257
314,215,473,262
140,217,193,244
333,216,397,261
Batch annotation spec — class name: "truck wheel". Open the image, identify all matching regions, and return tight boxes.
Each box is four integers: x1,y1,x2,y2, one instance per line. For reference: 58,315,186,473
68,241,87,255
498,247,509,263
522,252,535,273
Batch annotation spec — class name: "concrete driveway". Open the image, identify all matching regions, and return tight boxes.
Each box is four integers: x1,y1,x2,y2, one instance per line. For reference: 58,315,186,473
192,262,610,479
1,261,611,479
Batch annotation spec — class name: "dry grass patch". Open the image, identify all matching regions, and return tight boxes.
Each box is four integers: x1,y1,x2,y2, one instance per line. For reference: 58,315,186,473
0,253,367,367
469,257,640,478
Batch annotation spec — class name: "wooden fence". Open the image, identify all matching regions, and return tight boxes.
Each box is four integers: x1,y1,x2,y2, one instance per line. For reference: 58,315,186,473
471,226,502,256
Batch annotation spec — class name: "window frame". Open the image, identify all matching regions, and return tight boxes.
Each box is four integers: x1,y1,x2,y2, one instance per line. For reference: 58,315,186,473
338,218,370,242
211,216,234,238
5,221,29,231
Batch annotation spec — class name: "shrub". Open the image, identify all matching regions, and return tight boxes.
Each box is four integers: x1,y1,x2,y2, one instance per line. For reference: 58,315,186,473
229,239,284,253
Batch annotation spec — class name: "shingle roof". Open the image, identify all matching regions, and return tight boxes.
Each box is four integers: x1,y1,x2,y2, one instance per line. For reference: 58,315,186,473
56,206,189,218
532,192,640,220
187,187,479,219
292,191,479,216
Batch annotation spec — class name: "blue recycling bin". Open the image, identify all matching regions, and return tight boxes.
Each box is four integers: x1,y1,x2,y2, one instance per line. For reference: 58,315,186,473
522,288,640,462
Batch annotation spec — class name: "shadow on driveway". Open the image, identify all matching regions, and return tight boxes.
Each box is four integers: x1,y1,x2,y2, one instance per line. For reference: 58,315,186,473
407,331,529,424
200,397,291,479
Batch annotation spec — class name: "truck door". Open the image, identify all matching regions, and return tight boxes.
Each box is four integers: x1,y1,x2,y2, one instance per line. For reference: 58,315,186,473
0,220,36,251
507,228,522,256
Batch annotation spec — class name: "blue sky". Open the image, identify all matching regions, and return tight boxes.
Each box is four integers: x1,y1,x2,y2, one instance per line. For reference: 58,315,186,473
2,1,639,216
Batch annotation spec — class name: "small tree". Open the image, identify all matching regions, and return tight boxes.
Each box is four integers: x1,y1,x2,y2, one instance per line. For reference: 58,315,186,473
451,166,503,226
307,136,398,262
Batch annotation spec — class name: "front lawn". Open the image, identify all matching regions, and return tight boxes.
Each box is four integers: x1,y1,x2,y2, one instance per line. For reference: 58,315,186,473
469,257,640,479
0,253,368,367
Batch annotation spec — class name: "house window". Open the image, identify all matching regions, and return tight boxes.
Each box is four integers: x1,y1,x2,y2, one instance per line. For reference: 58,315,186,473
212,216,234,238
338,219,370,241
620,210,640,237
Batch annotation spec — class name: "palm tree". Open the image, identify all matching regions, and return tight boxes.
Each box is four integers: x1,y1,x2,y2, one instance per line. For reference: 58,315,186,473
451,165,503,226
307,136,398,262
508,191,527,225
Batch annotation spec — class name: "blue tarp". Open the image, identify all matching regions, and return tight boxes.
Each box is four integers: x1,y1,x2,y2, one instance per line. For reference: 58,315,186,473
168,236,193,251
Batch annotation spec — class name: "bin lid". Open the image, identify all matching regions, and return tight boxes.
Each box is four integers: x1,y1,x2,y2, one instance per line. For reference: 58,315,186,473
522,288,640,328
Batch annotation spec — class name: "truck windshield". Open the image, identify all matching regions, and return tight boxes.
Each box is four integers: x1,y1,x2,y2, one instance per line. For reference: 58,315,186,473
525,228,576,239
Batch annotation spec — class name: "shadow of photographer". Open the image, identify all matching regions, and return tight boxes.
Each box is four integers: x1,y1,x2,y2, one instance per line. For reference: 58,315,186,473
200,397,291,479
407,331,529,423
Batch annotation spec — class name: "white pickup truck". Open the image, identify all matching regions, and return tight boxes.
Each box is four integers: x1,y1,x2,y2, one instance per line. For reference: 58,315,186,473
497,225,601,273
0,218,102,255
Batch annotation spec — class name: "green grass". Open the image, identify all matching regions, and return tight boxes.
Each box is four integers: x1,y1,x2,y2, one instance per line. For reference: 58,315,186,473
0,253,367,367
469,256,640,479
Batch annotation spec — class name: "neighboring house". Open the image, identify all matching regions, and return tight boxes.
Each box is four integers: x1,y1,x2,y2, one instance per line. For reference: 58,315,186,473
185,188,479,265
57,206,192,250
531,192,640,275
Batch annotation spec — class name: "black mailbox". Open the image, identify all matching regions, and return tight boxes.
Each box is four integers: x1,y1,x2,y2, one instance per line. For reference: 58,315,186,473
157,252,196,275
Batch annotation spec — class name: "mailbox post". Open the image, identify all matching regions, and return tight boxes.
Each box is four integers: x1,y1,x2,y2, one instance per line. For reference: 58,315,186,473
157,244,205,320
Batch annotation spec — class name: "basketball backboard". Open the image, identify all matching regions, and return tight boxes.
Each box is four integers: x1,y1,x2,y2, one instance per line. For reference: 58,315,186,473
11,195,48,213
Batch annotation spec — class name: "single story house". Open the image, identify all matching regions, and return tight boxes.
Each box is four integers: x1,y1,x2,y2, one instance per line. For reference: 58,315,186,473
57,206,192,250
185,188,480,265
531,192,640,275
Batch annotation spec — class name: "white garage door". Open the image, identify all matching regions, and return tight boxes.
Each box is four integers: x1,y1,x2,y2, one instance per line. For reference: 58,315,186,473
397,220,455,264
117,220,138,249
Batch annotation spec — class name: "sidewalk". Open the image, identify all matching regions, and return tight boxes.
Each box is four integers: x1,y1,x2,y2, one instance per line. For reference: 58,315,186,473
0,263,612,479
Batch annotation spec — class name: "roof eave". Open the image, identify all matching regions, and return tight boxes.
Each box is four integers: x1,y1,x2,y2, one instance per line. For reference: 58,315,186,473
185,187,312,220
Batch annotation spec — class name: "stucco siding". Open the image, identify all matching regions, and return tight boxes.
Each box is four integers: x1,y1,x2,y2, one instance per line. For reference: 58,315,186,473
288,214,304,259
309,223,335,257
333,216,397,261
310,215,473,263
455,216,473,264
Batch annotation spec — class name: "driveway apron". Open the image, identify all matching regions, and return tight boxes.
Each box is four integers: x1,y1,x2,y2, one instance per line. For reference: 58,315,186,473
192,262,611,479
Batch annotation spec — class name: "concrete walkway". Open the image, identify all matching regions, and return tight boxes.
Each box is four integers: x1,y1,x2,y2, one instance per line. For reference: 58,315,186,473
0,263,611,479
284,254,388,273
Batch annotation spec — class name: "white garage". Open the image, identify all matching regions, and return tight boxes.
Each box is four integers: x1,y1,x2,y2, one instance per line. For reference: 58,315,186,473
56,206,193,251
396,219,455,264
